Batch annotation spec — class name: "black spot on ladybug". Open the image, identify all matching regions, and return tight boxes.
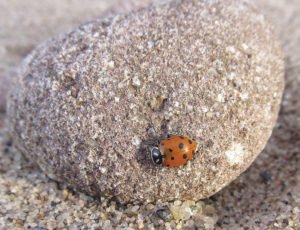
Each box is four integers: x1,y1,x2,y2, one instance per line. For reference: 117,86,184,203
179,143,184,149
166,164,170,167
188,140,192,144
171,157,175,160
183,153,187,159
169,148,173,152
180,136,184,139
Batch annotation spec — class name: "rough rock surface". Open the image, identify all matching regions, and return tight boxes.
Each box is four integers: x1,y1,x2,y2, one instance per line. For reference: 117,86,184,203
7,0,284,202
0,0,118,112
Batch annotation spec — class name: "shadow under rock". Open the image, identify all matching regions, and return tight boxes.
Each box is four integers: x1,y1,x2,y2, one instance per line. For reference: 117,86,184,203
208,67,300,228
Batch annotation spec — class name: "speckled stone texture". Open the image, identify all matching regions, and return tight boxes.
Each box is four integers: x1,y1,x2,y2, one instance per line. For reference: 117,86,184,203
0,0,118,112
7,0,284,202
0,0,158,112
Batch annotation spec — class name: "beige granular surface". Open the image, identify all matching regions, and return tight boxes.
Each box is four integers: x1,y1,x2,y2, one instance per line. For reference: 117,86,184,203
0,0,299,229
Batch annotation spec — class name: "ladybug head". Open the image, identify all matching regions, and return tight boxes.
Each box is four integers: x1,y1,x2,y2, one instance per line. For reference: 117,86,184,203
150,147,163,165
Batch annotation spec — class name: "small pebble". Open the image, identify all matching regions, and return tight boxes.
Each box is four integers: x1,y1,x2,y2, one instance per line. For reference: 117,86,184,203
156,208,172,221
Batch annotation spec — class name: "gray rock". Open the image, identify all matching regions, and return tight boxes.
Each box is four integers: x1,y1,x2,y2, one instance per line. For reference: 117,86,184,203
7,0,284,202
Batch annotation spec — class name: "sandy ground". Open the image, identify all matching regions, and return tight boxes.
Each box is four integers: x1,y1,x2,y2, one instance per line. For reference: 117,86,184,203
0,0,299,229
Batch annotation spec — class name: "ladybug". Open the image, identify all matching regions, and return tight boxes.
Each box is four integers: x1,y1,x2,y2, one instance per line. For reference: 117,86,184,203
150,135,197,167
